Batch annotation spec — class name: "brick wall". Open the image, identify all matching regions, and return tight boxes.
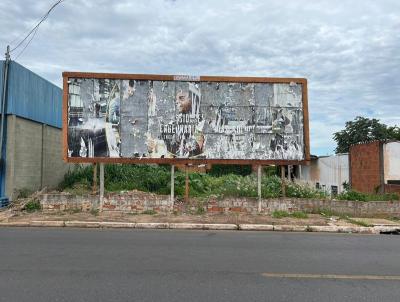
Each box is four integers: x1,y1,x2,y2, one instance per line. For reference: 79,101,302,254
39,192,400,218
350,141,382,194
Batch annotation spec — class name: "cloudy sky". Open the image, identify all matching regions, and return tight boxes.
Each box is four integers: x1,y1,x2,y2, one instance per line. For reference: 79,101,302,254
0,0,399,155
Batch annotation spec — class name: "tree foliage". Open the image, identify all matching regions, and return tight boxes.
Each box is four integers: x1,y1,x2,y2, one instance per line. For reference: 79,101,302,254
333,116,400,153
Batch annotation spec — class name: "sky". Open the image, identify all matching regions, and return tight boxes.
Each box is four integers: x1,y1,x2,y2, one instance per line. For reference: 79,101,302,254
0,0,399,155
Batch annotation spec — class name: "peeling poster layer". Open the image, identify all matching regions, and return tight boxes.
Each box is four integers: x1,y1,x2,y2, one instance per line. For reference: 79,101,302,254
67,78,305,160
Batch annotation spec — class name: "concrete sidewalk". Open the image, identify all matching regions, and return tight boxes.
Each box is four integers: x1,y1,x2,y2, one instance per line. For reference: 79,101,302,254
1,220,399,234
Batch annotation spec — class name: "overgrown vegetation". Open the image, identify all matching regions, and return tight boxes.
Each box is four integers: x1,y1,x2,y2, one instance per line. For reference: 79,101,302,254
59,164,397,202
337,190,399,202
272,210,308,219
142,209,157,215
24,199,41,212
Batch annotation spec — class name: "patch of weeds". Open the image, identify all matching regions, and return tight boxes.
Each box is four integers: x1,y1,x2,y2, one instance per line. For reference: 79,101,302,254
127,212,138,215
272,210,290,218
90,209,99,216
291,211,308,219
24,199,41,212
142,209,157,215
346,217,372,227
272,210,308,219
195,204,206,215
173,210,179,216
69,208,82,214
17,188,32,199
319,209,348,219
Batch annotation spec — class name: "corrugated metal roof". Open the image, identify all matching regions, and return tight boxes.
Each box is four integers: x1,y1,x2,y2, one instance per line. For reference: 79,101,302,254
1,61,62,128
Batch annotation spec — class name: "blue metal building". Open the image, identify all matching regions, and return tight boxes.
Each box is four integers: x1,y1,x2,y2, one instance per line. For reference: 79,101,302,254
0,60,63,206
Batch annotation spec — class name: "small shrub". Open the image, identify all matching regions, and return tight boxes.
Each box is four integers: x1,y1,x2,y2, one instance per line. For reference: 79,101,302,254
291,211,308,219
337,190,367,201
69,208,82,214
142,209,157,215
272,210,290,218
337,190,399,202
195,204,206,215
90,209,99,216
17,188,32,199
24,200,41,212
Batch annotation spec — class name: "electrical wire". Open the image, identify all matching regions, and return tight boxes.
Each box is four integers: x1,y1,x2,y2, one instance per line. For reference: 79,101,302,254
9,0,65,58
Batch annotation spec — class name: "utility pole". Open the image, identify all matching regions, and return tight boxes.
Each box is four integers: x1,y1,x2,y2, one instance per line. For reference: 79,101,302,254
0,46,11,167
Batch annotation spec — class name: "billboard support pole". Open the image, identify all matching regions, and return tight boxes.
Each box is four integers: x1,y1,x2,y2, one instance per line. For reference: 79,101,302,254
281,165,286,197
92,163,97,194
185,165,189,203
170,165,175,202
99,163,104,211
257,165,262,212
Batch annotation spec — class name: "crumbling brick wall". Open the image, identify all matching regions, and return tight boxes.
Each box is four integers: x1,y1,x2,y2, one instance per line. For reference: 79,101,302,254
350,141,382,194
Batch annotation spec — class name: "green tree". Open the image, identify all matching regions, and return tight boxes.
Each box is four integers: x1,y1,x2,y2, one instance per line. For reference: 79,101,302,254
333,116,400,153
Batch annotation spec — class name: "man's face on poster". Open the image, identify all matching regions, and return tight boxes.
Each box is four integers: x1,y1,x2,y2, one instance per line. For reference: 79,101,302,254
176,91,191,114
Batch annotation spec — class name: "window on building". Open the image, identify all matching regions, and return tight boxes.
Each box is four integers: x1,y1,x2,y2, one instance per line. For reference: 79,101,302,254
331,186,338,197
316,182,320,189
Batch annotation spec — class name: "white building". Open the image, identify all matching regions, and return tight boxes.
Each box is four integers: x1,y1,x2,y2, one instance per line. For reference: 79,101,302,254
299,153,349,195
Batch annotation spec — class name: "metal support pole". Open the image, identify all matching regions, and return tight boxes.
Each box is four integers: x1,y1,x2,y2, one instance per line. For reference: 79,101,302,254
281,165,286,197
0,46,10,163
257,165,262,212
170,165,175,202
99,163,104,211
185,165,189,203
92,163,97,194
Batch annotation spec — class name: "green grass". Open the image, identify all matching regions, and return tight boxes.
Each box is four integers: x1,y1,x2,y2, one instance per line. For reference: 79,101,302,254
337,190,399,202
24,200,41,212
272,210,308,219
142,209,157,215
346,218,372,227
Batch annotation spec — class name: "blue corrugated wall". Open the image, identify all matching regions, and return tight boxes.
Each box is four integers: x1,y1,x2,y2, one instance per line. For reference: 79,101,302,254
0,60,62,202
5,61,62,128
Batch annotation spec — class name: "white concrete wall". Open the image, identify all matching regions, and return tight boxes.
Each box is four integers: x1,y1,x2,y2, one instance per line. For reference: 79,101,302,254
299,154,349,194
384,142,400,183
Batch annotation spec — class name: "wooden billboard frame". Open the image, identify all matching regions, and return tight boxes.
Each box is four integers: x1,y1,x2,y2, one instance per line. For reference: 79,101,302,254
62,72,310,165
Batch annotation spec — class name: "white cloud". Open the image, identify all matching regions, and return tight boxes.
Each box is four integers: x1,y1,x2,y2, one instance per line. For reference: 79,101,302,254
0,0,399,155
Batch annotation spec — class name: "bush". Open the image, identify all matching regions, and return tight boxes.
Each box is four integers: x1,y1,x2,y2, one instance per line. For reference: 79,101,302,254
337,190,399,202
272,210,308,219
24,200,41,212
58,164,331,201
208,164,252,177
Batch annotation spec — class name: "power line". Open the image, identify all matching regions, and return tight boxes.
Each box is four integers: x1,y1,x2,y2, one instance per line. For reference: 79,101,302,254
9,0,65,58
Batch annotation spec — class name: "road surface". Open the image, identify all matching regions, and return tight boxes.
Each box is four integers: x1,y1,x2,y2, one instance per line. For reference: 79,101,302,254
0,228,399,302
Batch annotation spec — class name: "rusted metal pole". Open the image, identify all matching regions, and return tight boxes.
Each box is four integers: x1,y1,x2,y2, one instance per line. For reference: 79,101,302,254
170,165,175,202
257,165,262,212
281,165,286,197
92,163,98,194
185,165,189,203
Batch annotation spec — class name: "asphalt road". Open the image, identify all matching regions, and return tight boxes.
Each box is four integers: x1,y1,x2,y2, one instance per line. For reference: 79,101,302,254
1,228,400,302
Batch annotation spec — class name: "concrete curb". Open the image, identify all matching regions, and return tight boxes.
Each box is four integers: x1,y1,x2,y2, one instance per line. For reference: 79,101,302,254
0,221,399,234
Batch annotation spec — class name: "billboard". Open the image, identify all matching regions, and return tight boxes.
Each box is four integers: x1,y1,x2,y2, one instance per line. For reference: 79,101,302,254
63,73,309,164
